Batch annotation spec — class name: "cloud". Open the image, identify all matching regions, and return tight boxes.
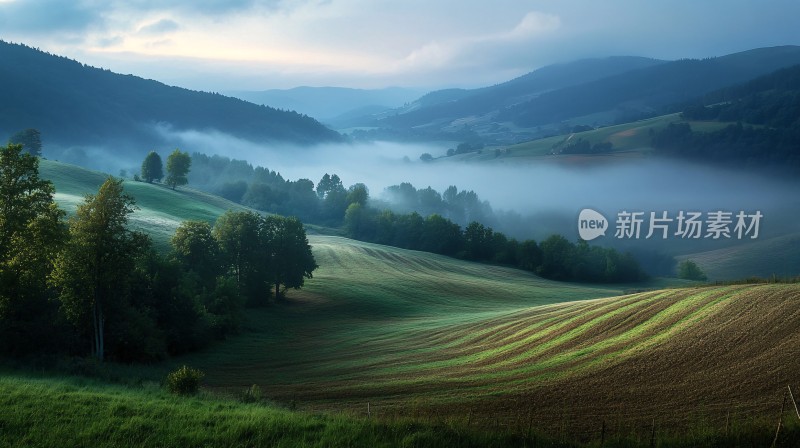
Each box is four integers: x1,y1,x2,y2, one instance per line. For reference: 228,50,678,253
0,0,106,34
397,11,561,74
137,18,179,35
502,11,561,40
2,0,800,91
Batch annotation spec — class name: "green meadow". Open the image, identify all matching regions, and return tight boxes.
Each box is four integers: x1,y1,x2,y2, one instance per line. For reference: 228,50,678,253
2,160,797,447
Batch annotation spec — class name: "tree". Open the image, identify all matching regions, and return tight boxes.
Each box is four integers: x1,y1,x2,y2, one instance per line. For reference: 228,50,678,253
171,221,220,287
517,240,542,272
538,235,574,281
166,149,191,190
346,183,369,206
420,214,463,256
316,173,332,198
213,210,263,302
52,177,146,361
141,151,163,183
677,260,708,281
9,129,42,157
0,143,66,354
419,153,433,162
261,216,317,299
463,221,494,261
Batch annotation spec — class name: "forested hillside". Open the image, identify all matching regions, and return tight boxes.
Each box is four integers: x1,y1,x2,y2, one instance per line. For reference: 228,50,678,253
651,64,800,168
0,41,342,152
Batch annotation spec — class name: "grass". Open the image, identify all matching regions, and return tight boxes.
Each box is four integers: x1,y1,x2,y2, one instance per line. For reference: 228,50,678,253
21,159,800,445
678,232,800,280
40,159,257,250
0,373,566,448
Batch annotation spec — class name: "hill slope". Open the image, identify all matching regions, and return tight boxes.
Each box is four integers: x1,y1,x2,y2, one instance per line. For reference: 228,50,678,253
40,160,254,250
179,281,800,436
31,160,800,442
0,41,341,154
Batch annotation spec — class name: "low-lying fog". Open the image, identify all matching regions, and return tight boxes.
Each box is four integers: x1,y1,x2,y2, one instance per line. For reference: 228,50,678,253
46,128,800,252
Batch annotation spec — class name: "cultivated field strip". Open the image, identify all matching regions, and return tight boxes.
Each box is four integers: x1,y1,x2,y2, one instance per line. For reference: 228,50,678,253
179,234,800,430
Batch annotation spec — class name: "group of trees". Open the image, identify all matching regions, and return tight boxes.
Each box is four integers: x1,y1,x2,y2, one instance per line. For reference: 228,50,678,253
378,182,493,227
344,205,644,283
653,64,800,168
446,141,485,157
186,153,502,233
555,138,614,155
141,149,192,189
188,153,370,226
0,143,316,362
650,121,800,167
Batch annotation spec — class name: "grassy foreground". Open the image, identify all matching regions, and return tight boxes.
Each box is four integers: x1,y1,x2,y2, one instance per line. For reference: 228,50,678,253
2,371,797,448
0,374,556,448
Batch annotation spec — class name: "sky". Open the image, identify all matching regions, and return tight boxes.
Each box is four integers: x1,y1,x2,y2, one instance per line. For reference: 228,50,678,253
1,0,799,91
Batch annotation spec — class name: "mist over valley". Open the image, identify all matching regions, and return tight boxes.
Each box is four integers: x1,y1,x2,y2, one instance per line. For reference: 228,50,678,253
3,2,800,445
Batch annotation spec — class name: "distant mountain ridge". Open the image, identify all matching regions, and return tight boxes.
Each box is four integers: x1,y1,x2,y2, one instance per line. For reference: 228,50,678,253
228,86,424,122
351,46,800,143
377,56,666,127
0,41,342,153
503,45,800,127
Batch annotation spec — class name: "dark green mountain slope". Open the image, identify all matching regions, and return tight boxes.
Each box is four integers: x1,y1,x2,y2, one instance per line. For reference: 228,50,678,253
503,45,800,127
0,41,342,150
380,56,665,128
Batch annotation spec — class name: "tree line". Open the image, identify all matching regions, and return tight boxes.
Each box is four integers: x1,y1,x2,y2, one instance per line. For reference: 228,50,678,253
344,204,644,283
0,143,316,362
186,152,646,282
188,152,499,230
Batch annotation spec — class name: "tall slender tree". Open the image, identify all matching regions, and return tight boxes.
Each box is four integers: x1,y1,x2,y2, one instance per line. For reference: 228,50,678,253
52,177,145,361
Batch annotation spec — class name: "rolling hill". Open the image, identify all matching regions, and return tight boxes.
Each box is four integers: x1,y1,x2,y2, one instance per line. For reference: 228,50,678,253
39,160,254,250
678,233,800,280
27,160,800,443
0,41,342,157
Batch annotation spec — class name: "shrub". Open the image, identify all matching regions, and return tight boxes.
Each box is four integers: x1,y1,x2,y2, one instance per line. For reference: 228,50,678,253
166,365,204,395
677,260,708,281
240,384,262,403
